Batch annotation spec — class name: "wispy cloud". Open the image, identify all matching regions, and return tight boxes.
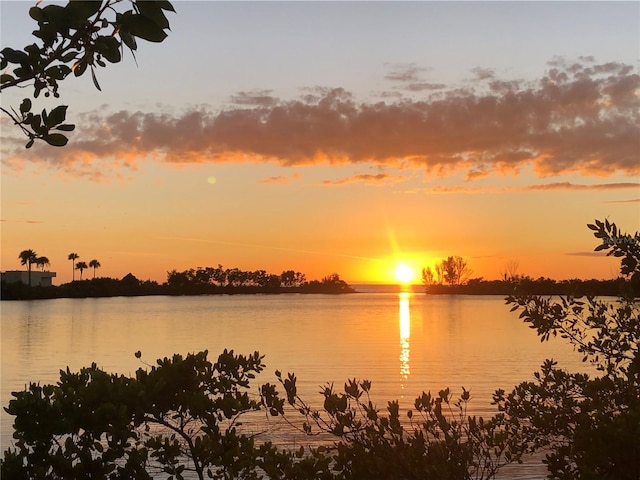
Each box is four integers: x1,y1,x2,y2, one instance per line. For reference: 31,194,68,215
230,90,278,107
1,219,45,224
258,171,302,184
522,182,640,191
565,251,607,257
3,59,638,182
603,198,640,204
415,182,640,194
321,173,404,186
384,62,432,82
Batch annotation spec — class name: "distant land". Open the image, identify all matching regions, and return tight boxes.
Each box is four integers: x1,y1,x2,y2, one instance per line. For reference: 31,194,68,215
359,277,638,297
2,274,637,301
1,271,356,301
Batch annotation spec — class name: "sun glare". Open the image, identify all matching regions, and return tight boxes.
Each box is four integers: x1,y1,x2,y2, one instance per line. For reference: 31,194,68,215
395,263,415,284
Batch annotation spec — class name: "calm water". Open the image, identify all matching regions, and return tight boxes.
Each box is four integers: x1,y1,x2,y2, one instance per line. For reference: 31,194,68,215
1,291,593,476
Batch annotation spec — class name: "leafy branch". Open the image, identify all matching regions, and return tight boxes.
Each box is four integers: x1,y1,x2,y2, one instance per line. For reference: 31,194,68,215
1,0,174,147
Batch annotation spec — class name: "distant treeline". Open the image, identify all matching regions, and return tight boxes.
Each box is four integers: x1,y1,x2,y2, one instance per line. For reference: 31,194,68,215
1,268,355,300
425,276,639,297
164,266,354,295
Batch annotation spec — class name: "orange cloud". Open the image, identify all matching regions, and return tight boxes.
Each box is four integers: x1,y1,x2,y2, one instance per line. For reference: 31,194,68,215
604,198,640,204
418,182,640,194
2,59,638,181
258,171,302,184
321,173,404,186
521,182,640,191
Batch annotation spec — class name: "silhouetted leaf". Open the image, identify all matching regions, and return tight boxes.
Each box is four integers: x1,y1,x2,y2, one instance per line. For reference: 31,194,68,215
46,105,67,127
90,66,102,91
158,1,176,13
65,0,103,22
97,36,121,63
73,60,87,77
128,14,168,42
45,65,71,80
1,47,29,65
137,1,170,30
28,6,45,22
44,133,68,147
41,4,69,29
119,30,138,51
19,98,32,113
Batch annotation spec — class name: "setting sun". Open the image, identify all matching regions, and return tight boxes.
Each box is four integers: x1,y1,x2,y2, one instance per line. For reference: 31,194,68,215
395,263,415,284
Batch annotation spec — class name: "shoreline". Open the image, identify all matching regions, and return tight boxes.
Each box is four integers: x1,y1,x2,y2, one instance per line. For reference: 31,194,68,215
3,276,637,301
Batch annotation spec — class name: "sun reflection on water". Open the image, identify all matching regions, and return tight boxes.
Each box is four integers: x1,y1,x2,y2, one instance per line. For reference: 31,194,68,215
399,292,411,387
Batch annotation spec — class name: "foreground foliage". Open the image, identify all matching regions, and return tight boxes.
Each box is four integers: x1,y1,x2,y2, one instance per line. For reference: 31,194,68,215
261,377,524,480
497,219,640,479
1,351,521,480
2,219,637,479
1,350,275,480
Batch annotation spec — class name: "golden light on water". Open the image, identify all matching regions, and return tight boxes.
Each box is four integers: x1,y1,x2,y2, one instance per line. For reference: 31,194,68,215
399,292,411,386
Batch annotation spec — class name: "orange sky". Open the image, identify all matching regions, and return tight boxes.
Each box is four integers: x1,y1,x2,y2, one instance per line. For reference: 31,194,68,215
1,2,638,285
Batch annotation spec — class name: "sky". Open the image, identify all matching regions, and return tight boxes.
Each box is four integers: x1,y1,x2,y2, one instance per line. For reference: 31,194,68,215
1,1,639,285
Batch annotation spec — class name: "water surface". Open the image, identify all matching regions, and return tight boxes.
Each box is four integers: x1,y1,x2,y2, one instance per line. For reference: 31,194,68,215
1,292,593,476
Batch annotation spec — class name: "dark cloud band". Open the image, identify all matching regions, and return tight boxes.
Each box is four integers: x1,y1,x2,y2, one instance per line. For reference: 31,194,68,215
2,59,638,182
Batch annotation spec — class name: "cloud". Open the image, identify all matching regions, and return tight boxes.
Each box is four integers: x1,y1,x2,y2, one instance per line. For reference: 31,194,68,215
384,63,431,82
404,82,447,92
230,90,277,107
470,67,495,81
2,59,638,181
416,182,640,194
603,198,640,204
522,182,640,191
0,219,44,224
565,251,607,257
258,171,302,184
321,173,404,186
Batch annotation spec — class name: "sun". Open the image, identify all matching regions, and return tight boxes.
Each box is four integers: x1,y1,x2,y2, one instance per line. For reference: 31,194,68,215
395,263,415,284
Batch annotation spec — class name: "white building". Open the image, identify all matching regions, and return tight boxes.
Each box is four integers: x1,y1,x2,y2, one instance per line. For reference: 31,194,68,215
1,270,57,287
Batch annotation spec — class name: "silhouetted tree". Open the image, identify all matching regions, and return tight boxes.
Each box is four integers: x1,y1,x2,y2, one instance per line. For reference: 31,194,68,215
421,266,435,286
280,270,306,287
500,259,521,282
434,262,444,284
68,252,79,281
89,259,101,279
75,261,88,280
441,256,472,285
211,264,227,286
167,269,189,288
18,249,38,286
35,256,50,272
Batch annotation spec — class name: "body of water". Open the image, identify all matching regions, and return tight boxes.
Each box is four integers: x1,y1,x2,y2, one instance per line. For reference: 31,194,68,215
1,291,593,477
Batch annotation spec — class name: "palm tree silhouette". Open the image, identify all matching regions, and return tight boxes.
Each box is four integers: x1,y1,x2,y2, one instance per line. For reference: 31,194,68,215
68,253,79,281
35,256,50,272
89,259,101,279
18,249,37,286
76,261,88,280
